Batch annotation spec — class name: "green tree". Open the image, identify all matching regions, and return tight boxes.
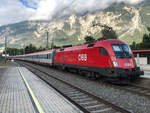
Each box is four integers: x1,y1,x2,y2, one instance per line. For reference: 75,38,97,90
25,44,37,54
137,27,150,49
84,35,96,44
130,41,137,50
101,27,118,39
36,46,46,52
147,27,150,32
5,48,18,56
142,34,150,49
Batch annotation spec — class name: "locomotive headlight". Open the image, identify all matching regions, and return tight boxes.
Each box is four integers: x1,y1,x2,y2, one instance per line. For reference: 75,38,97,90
113,61,118,67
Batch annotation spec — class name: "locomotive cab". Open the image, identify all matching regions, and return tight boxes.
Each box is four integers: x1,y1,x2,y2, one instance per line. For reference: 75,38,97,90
111,44,134,69
95,39,144,80
110,43,144,80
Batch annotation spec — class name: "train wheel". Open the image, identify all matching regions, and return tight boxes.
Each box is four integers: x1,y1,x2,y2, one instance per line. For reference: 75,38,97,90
78,70,84,76
94,72,101,79
85,72,96,79
62,65,65,70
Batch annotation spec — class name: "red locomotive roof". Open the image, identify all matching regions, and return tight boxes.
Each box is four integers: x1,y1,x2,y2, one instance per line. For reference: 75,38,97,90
94,39,125,47
57,39,125,52
14,39,126,57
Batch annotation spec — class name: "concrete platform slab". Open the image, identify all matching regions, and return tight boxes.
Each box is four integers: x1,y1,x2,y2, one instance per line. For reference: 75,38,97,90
0,67,36,113
142,71,150,78
0,66,82,113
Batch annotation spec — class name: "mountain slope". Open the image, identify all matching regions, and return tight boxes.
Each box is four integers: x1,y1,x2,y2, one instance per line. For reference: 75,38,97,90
0,2,150,51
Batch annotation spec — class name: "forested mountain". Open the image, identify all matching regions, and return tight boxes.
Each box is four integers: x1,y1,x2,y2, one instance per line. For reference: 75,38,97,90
0,1,150,51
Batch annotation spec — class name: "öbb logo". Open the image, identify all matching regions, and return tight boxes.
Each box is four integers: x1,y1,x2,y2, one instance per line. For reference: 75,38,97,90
78,54,87,61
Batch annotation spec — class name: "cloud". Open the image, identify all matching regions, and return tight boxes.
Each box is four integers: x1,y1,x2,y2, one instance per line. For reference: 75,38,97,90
116,0,144,4
0,0,145,26
0,0,35,26
31,0,144,20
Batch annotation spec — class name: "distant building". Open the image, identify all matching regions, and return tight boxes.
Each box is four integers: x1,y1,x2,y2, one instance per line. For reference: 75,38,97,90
2,54,9,57
0,47,4,53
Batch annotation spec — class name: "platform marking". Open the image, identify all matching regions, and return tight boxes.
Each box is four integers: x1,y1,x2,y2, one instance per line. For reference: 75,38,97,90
17,67,44,113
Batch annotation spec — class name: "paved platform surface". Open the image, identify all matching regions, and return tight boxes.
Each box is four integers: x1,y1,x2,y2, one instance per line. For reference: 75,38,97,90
142,71,150,78
139,65,150,78
0,66,82,113
140,64,150,71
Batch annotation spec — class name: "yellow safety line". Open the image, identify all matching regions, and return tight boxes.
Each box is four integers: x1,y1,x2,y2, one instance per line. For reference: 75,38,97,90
17,67,44,113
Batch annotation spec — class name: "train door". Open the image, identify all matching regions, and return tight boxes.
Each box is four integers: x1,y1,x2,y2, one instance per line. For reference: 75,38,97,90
98,47,111,67
52,49,56,65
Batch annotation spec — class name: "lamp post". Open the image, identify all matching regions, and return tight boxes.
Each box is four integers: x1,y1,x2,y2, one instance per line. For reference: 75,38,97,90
2,27,10,63
5,36,7,63
46,31,49,50
23,44,25,55
46,29,55,50
51,37,54,49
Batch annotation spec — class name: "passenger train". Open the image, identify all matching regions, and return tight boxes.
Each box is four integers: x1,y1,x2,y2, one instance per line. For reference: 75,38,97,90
12,39,144,81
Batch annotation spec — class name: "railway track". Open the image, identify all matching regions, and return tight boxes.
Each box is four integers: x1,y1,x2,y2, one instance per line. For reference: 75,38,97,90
122,84,150,98
16,61,131,113
100,80,150,99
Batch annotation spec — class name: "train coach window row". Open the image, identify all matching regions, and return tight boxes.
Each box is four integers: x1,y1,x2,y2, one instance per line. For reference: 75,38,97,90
16,53,52,59
33,53,52,59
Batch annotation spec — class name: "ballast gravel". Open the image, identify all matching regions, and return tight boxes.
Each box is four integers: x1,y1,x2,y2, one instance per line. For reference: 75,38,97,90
18,61,150,113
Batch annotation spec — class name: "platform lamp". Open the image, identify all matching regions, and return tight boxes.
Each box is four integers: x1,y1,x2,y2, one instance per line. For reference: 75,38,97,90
2,27,10,63
4,36,7,63
23,44,25,55
46,30,49,50
51,36,54,49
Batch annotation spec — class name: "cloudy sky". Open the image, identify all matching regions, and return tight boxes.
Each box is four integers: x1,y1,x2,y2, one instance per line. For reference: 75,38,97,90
0,0,144,26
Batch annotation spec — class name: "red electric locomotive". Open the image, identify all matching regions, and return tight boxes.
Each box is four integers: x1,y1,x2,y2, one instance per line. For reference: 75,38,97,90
54,39,144,80
12,39,143,81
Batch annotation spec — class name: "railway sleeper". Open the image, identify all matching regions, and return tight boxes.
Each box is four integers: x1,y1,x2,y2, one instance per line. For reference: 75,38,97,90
68,93,85,97
80,101,98,105
146,92,150,95
139,90,149,93
85,104,105,109
71,96,88,99
87,105,112,113
75,98,93,103
62,90,77,94
91,107,112,113
64,91,80,95
125,87,141,91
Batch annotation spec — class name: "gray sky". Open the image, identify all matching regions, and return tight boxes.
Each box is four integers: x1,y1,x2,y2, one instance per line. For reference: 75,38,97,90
0,0,144,26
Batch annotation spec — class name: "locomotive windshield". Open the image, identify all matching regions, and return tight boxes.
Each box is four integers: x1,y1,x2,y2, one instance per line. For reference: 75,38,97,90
112,44,132,58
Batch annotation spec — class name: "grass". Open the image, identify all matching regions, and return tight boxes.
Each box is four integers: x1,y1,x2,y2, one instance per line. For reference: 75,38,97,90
0,59,12,66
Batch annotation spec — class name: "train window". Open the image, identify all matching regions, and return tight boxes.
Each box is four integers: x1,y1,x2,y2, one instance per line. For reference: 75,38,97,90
43,54,46,59
99,47,109,56
50,54,52,59
49,53,52,59
45,54,47,59
112,44,132,58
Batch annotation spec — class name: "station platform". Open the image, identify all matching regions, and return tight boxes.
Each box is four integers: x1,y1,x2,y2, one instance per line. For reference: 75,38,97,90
139,65,150,78
140,64,150,71
0,66,82,113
